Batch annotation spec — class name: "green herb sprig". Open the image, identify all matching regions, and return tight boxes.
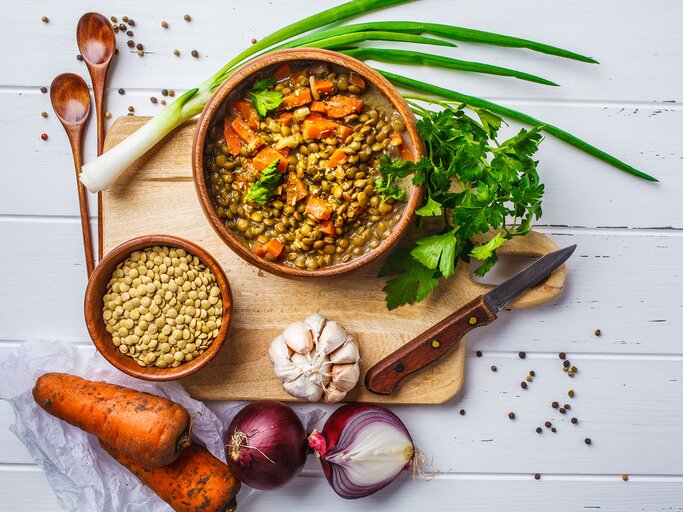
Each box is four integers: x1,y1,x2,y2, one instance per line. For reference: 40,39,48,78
250,78,283,117
379,103,544,309
245,160,283,204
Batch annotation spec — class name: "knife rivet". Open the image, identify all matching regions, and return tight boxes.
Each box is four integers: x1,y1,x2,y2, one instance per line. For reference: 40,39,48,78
395,362,405,373
469,316,477,325
431,340,441,349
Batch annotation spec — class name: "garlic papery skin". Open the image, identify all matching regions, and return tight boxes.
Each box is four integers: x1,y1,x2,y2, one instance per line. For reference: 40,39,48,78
269,314,360,403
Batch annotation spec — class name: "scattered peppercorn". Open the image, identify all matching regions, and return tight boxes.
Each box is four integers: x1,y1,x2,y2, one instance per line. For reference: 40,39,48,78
169,90,175,97
491,365,497,372
173,49,180,56
126,30,134,37
113,24,119,33
571,417,578,424
564,404,571,410
521,381,528,389
122,16,129,22
535,427,542,434
534,473,541,480
161,89,169,96
552,401,559,409
76,54,83,61
571,366,578,372
119,23,126,31
136,43,143,50
160,99,166,105
114,48,119,55
118,88,125,95
518,351,526,359
621,474,628,481
568,370,575,377
40,133,48,141
529,370,535,377
161,20,169,28
544,421,551,428
568,389,575,398
40,111,47,118
110,16,117,23
251,38,257,44
128,19,135,26
41,16,49,23
476,350,482,357
508,412,515,420
127,112,134,116
551,427,557,433
184,14,191,21
525,375,532,382
559,408,566,414
559,352,566,360
191,50,199,58
150,96,157,104
459,409,466,416
40,86,48,94
595,329,602,336
105,111,112,119
127,40,135,48
128,106,135,112
563,360,570,368
585,438,592,445
137,49,144,57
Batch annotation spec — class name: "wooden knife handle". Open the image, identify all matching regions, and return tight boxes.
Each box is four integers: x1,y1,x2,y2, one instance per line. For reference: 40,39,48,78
365,295,497,395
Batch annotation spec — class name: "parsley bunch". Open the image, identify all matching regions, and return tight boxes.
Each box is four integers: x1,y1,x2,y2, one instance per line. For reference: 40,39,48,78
250,78,283,116
378,102,544,309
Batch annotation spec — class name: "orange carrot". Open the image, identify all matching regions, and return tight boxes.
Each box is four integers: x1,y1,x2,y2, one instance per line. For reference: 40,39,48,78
310,101,327,113
285,172,309,204
274,63,292,82
276,111,293,126
312,79,335,96
223,119,242,157
349,74,366,92
305,196,333,220
33,373,191,467
279,89,312,110
325,95,364,119
253,147,288,172
103,442,240,512
320,220,336,237
302,113,338,139
264,238,285,258
231,117,257,143
335,123,353,139
327,148,348,168
231,100,259,129
253,241,267,257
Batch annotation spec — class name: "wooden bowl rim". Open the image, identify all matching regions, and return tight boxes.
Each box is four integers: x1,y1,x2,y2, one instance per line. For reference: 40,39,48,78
192,48,425,279
84,234,233,381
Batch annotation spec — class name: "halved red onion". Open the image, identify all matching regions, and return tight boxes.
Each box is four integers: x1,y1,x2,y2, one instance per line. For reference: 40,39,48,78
308,404,415,499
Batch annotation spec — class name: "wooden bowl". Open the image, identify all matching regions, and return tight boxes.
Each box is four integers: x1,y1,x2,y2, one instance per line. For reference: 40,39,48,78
192,48,425,279
84,235,233,381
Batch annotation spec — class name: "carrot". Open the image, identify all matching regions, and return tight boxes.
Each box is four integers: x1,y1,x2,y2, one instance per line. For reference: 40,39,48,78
276,111,293,127
279,89,312,110
335,123,353,139
305,196,333,220
223,119,242,157
264,238,285,258
320,220,336,237
349,74,367,92
231,100,259,129
327,148,348,168
312,79,335,96
253,241,267,257
103,442,240,512
302,113,338,139
253,147,288,172
33,373,191,467
285,172,309,204
231,117,257,143
310,101,327,113
274,63,292,82
325,95,364,119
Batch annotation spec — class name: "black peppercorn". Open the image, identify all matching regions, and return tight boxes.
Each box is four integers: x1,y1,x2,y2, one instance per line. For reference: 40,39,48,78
544,421,552,428
595,329,601,336
529,370,535,377
585,438,592,445
126,30,134,37
571,417,578,424
150,97,157,104
459,409,465,416
161,89,169,96
564,404,571,410
563,360,570,368
521,381,528,389
534,473,541,480
476,351,482,357
518,351,526,359
491,365,497,372
118,88,125,95
508,412,515,420
552,401,559,409
536,427,542,434
191,49,199,58
40,86,48,94
559,352,566,359
559,408,566,414
127,40,135,48
551,427,557,433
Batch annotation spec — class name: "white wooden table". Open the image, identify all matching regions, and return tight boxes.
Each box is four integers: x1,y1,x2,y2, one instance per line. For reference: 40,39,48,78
2,1,682,510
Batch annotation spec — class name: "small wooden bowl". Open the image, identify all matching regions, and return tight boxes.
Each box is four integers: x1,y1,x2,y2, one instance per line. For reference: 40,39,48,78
84,235,233,381
192,48,425,279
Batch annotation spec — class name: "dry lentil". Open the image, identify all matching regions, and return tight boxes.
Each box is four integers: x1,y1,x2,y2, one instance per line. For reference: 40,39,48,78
568,389,575,398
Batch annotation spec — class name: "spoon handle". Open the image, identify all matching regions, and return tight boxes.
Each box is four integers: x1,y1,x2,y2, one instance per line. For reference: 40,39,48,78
92,75,105,261
70,136,96,277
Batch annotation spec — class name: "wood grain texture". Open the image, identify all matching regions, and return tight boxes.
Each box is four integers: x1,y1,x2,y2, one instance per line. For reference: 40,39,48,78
102,116,565,403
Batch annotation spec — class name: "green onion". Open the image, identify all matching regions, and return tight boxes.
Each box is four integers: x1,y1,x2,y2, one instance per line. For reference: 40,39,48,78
303,31,456,50
341,47,558,86
379,69,657,182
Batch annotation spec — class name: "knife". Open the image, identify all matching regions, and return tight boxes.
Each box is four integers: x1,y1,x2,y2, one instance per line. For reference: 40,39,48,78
365,244,577,395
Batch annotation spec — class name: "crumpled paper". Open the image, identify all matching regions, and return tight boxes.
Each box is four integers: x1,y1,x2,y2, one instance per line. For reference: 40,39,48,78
0,340,324,511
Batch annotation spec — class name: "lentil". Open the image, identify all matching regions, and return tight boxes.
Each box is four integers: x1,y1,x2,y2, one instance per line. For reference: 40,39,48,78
105,111,112,119
568,389,575,398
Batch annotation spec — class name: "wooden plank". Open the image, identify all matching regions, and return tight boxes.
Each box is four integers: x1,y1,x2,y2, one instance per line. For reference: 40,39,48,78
2,1,682,103
2,91,680,227
1,465,682,512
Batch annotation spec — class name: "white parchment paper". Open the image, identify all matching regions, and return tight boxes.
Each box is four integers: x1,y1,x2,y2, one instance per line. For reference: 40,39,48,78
0,340,323,511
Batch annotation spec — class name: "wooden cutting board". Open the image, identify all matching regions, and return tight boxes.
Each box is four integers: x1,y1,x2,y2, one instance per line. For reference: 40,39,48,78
102,116,567,404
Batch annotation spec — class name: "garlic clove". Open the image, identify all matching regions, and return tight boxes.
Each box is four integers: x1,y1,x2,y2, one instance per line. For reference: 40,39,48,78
329,338,360,364
284,373,324,402
269,335,290,361
323,383,347,403
318,321,350,355
304,313,327,340
330,363,360,393
283,321,314,353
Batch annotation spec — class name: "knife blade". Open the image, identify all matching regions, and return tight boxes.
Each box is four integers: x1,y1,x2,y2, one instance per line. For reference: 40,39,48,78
365,244,577,395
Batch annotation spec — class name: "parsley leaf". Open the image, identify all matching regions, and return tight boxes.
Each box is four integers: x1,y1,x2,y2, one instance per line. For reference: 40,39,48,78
411,229,458,278
379,249,441,310
245,160,282,205
374,174,407,202
250,78,282,117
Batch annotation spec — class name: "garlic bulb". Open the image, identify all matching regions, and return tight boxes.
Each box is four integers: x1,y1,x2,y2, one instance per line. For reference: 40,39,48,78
269,314,360,403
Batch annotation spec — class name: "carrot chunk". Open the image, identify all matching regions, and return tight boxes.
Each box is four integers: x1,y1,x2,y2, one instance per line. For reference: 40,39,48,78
302,113,337,139
305,196,333,221
349,74,366,92
253,147,288,172
231,117,257,143
277,111,293,126
285,172,309,204
312,79,335,96
335,124,353,139
320,220,336,237
325,95,364,119
231,100,259,129
274,63,292,82
252,241,267,257
223,119,242,157
264,238,285,258
327,148,348,168
279,89,312,110
310,101,327,113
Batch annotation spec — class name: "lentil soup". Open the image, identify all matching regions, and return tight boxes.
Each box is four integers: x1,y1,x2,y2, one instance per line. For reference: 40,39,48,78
203,61,412,271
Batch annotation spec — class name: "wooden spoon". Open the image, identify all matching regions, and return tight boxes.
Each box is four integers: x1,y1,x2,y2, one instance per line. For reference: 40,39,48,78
77,12,115,260
50,73,95,276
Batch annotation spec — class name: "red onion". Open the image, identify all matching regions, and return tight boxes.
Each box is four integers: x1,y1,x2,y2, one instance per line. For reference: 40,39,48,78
225,400,307,490
308,404,415,499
